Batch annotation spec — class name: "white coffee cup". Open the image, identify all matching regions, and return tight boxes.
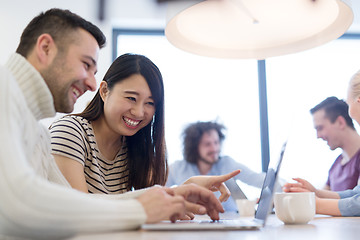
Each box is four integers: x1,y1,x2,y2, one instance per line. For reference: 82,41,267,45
274,192,315,224
236,199,256,217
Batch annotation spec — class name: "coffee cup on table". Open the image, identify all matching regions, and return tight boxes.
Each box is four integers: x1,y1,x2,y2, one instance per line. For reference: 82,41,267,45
236,199,256,217
274,192,315,224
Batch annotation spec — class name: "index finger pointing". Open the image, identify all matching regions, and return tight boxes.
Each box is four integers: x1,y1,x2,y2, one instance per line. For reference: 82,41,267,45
216,170,241,182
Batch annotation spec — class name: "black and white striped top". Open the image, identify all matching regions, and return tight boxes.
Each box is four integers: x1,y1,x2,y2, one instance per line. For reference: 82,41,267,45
50,115,129,194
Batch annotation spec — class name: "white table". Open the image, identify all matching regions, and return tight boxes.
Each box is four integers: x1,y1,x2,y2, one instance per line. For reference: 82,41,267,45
69,214,360,240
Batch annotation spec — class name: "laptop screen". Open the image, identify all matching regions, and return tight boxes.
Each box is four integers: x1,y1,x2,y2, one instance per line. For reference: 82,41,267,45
254,142,286,223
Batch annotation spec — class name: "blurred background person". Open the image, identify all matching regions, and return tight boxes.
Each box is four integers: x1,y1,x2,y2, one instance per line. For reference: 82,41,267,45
167,121,269,212
283,70,360,217
310,96,360,191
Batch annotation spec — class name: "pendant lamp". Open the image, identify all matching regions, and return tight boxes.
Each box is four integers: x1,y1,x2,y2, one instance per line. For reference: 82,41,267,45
165,0,354,59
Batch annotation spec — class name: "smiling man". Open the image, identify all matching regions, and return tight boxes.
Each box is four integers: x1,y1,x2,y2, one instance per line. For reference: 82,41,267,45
0,9,226,239
310,96,360,191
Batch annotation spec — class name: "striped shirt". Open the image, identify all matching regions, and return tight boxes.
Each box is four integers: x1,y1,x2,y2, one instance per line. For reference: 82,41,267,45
50,115,129,194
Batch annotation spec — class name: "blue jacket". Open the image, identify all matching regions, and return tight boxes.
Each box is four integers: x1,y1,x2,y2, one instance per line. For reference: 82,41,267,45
338,185,360,216
166,156,266,212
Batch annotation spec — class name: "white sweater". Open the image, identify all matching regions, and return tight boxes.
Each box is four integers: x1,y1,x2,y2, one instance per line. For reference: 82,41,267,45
0,54,147,240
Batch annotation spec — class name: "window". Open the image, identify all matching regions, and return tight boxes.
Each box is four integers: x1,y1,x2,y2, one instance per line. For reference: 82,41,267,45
266,36,360,187
114,29,261,172
114,29,360,188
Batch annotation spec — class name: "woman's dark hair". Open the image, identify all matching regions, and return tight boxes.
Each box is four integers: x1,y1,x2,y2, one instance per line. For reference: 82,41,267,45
77,53,167,190
183,121,226,164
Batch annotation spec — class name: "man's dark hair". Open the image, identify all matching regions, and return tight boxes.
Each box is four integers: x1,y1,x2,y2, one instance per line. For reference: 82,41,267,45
310,96,355,129
183,121,226,164
16,8,106,57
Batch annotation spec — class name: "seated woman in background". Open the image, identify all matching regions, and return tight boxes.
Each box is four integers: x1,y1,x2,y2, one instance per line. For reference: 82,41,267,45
50,53,238,203
283,69,360,217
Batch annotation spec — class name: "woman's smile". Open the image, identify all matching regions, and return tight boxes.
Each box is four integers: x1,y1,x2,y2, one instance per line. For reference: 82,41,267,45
123,116,141,129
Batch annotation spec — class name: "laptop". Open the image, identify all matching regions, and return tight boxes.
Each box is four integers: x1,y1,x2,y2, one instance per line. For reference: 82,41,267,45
142,142,287,231
225,177,247,200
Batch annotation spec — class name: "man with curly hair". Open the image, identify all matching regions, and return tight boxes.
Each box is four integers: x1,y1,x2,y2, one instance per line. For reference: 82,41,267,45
167,121,268,212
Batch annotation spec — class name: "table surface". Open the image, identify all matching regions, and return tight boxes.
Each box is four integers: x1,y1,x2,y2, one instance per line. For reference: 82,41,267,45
69,213,360,240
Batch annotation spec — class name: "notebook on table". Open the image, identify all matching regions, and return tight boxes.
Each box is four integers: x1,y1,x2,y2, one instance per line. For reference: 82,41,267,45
142,142,287,231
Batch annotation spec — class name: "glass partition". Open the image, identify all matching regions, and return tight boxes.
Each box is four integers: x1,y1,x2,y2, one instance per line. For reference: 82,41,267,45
114,30,360,188
115,30,261,172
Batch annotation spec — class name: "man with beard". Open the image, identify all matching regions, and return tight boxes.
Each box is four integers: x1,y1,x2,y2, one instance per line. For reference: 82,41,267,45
167,121,267,212
310,96,360,191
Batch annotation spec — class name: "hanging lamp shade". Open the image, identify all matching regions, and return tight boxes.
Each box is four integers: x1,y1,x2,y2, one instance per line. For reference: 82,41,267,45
165,0,354,59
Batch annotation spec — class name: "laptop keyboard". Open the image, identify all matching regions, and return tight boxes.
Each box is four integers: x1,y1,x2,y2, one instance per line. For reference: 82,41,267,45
177,219,257,227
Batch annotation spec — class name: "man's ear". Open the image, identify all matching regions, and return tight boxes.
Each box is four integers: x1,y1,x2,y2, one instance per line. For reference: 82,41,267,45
35,33,57,66
99,81,109,101
336,115,347,129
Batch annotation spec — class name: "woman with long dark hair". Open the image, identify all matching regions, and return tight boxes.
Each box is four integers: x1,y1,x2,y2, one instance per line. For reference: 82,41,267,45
50,53,166,193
